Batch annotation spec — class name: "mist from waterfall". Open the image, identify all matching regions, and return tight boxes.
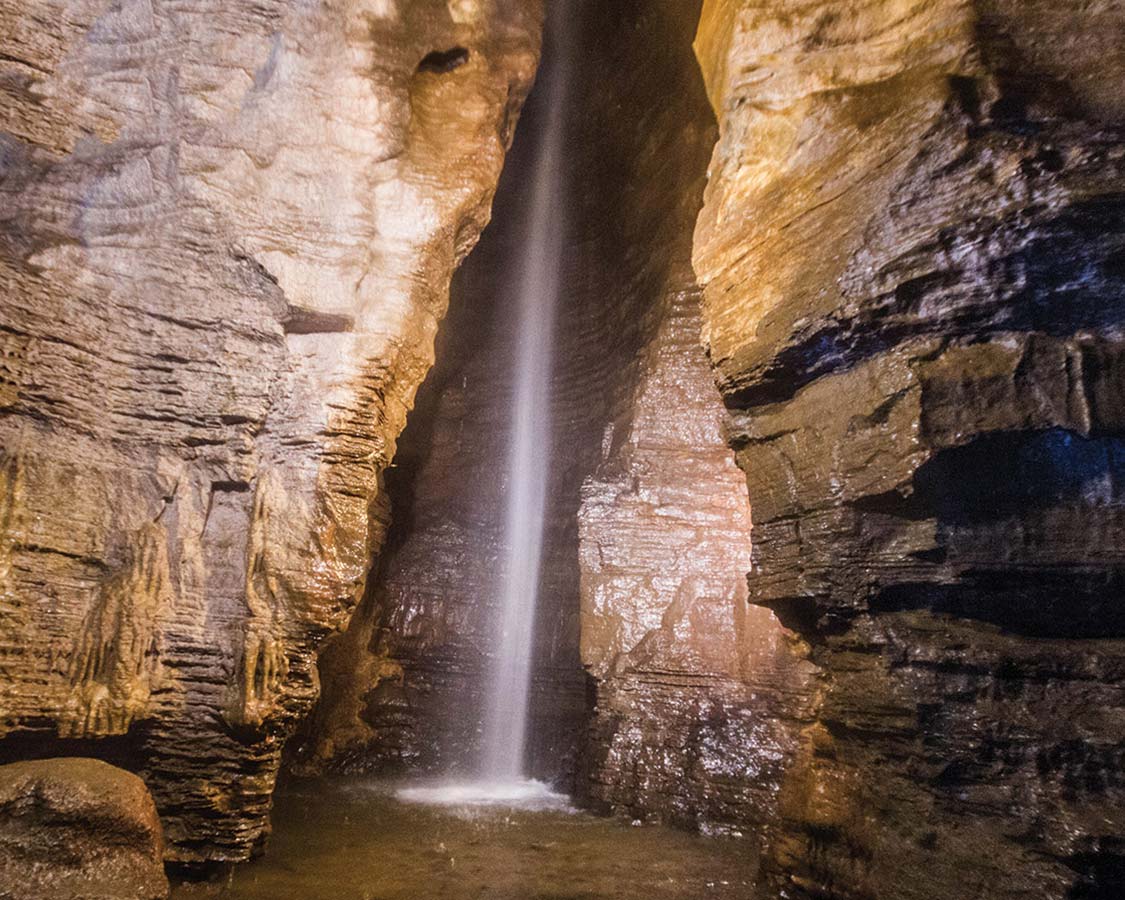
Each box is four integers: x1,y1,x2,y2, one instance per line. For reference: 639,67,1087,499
478,5,570,784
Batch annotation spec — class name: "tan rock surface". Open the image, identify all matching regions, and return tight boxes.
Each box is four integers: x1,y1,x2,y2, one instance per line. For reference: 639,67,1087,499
0,0,542,864
302,7,819,835
571,0,817,835
693,1,1125,896
3,2,1123,895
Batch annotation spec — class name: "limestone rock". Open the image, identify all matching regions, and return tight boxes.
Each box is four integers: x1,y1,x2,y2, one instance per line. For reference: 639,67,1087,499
0,757,168,900
290,13,593,784
693,1,1125,896
301,3,820,847
0,0,542,865
570,0,816,835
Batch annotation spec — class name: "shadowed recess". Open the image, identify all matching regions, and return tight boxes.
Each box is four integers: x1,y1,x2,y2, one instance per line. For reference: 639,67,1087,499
417,47,470,74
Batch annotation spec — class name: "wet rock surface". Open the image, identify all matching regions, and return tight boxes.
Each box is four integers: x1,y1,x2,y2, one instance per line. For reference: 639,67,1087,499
290,25,587,785
693,1,1125,897
302,3,819,835
0,757,168,900
0,0,542,865
570,0,817,836
3,0,1123,895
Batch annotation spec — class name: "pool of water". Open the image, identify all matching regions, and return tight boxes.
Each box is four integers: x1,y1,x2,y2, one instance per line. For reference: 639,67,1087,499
172,777,760,900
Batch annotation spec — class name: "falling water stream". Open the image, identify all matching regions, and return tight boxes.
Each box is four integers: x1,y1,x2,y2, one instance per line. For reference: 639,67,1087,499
169,11,759,897
398,4,570,807
478,2,569,787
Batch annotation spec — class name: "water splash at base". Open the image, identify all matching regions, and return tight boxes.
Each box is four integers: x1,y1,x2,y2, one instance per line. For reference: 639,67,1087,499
395,779,573,812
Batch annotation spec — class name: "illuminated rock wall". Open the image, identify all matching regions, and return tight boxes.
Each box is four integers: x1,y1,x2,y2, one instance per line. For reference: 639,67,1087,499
571,0,816,836
693,1,1125,896
4,2,1123,893
0,0,541,865
304,2,818,847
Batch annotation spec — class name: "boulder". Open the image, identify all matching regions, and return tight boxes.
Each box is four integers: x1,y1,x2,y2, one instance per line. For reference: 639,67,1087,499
0,758,168,900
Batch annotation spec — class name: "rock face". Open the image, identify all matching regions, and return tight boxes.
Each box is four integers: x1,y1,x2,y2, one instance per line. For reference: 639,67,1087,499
0,0,541,865
301,4,818,836
290,20,589,783
576,285,816,833
693,0,1125,896
0,757,168,900
570,0,817,835
4,0,1124,895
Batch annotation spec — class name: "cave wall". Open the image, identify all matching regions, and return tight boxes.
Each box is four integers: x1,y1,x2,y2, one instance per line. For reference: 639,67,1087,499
292,82,591,780
296,1,669,785
692,0,1125,896
303,1,822,842
5,0,1122,892
570,0,817,835
0,0,542,865
577,284,817,834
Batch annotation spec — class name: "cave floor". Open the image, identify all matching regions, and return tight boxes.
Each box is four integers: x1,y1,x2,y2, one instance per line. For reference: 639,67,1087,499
172,777,758,900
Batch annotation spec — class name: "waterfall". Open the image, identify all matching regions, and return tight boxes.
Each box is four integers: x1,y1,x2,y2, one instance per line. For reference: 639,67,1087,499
479,4,570,784
396,5,572,808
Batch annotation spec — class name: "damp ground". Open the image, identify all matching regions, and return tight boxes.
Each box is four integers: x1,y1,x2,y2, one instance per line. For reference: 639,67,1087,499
172,776,759,900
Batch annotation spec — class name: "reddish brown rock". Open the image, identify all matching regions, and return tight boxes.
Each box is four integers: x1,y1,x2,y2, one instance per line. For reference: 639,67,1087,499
0,757,168,900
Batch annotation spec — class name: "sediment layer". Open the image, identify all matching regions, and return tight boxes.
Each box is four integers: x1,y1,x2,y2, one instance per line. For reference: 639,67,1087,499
693,1,1125,895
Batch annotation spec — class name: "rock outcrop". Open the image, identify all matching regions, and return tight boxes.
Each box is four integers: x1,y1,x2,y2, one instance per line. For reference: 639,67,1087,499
571,0,817,836
4,1,1124,895
693,0,1125,896
0,757,168,900
0,0,541,866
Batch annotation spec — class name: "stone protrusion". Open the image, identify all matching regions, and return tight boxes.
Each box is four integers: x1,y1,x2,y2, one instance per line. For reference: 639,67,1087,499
0,758,169,900
692,1,1125,896
0,0,543,865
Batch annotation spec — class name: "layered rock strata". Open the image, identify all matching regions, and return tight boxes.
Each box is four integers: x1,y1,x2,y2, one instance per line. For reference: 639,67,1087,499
294,20,594,784
571,0,817,835
693,1,1125,896
0,0,541,865
4,1,1122,893
304,2,820,843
